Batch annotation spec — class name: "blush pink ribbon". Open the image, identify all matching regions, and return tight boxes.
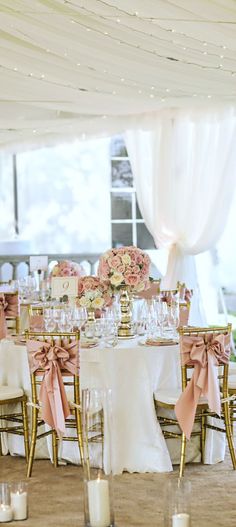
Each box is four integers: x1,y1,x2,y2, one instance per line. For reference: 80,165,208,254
175,334,230,440
29,315,44,331
0,293,19,340
27,339,79,436
0,294,8,339
179,304,190,326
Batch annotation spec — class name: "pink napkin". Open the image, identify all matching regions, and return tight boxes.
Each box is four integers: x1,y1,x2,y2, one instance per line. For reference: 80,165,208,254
27,339,79,436
175,333,230,440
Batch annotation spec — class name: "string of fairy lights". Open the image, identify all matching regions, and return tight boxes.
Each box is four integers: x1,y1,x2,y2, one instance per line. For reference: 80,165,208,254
0,0,236,138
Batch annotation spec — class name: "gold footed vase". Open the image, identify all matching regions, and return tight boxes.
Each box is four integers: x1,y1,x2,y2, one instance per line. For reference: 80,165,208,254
118,288,135,338
86,308,96,322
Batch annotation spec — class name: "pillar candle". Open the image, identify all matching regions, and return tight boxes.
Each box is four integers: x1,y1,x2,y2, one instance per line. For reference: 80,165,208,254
10,491,27,520
0,505,13,522
88,478,111,527
172,513,190,527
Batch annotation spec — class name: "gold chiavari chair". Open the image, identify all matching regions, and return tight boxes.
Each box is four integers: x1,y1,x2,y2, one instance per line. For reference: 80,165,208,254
160,283,192,326
154,324,236,477
134,279,161,300
0,386,29,461
4,291,20,335
27,304,44,331
25,330,83,477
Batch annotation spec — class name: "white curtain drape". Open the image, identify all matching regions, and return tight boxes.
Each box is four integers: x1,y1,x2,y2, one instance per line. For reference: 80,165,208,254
125,108,236,324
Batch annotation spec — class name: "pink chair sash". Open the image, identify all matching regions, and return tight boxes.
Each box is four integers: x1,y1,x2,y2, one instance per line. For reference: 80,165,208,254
179,304,190,326
0,294,8,339
4,293,19,317
0,293,19,339
175,333,230,440
136,282,160,300
27,339,79,436
29,315,44,331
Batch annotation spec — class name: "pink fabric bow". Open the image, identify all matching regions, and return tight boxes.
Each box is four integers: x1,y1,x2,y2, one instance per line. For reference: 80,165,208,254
0,294,8,339
29,315,44,331
175,334,230,440
4,293,19,317
27,339,79,436
179,304,190,326
0,293,19,340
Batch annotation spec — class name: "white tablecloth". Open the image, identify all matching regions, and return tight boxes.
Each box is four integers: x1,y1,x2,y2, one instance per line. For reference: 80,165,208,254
0,337,225,473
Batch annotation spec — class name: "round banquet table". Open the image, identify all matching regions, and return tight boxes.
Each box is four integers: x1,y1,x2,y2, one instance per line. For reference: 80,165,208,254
0,337,225,473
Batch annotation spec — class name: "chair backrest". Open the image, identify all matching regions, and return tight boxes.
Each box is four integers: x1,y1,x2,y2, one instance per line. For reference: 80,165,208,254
25,330,80,434
179,302,190,326
134,279,161,300
27,305,44,331
25,330,80,373
5,292,20,334
175,324,231,440
178,324,232,392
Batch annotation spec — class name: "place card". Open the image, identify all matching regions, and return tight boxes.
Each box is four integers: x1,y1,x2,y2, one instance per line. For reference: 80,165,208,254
29,255,48,272
51,276,78,298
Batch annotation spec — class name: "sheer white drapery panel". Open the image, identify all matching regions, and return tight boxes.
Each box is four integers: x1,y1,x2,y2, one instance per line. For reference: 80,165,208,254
1,0,236,149
125,108,236,324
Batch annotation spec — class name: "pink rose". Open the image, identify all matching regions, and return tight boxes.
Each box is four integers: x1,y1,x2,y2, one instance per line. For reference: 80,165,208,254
117,264,125,273
124,273,140,287
108,255,122,269
61,268,71,276
98,260,110,279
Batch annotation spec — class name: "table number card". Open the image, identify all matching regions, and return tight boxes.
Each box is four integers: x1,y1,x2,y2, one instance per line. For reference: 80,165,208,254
51,276,78,298
29,255,48,272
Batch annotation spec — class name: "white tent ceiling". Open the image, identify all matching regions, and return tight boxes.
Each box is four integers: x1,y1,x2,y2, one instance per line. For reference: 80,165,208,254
1,0,236,149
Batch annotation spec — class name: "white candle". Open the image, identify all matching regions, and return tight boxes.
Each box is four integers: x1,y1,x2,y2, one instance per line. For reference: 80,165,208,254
88,478,111,527
10,491,27,520
172,513,190,527
0,505,13,522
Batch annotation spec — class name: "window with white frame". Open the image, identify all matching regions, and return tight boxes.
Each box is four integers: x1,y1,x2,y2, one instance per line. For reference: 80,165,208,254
110,136,155,249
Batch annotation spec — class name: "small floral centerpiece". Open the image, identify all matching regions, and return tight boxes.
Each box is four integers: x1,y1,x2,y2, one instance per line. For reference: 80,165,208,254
97,246,151,292
50,260,84,278
77,276,112,310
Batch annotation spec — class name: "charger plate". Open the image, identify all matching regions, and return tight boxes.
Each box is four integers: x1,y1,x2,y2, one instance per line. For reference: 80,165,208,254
138,338,178,347
80,339,99,349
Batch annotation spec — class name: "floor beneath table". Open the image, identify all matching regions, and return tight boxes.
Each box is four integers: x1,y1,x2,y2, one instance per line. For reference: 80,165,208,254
1,452,236,527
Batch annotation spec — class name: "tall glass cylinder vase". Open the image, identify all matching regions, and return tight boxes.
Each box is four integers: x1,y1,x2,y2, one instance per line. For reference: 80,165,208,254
82,388,115,527
164,479,191,527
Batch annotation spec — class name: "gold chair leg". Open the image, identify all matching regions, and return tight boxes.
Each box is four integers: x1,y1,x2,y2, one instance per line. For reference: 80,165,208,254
223,401,236,470
179,432,187,478
0,433,2,456
21,400,29,463
27,406,38,478
75,408,84,466
230,407,234,435
52,430,58,468
201,412,206,464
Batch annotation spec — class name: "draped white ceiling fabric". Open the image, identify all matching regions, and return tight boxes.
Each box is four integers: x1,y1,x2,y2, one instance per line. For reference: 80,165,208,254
1,0,236,149
125,108,236,323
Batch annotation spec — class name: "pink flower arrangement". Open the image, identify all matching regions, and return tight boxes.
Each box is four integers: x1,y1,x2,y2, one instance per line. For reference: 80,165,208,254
50,260,84,278
77,276,112,309
98,246,151,292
